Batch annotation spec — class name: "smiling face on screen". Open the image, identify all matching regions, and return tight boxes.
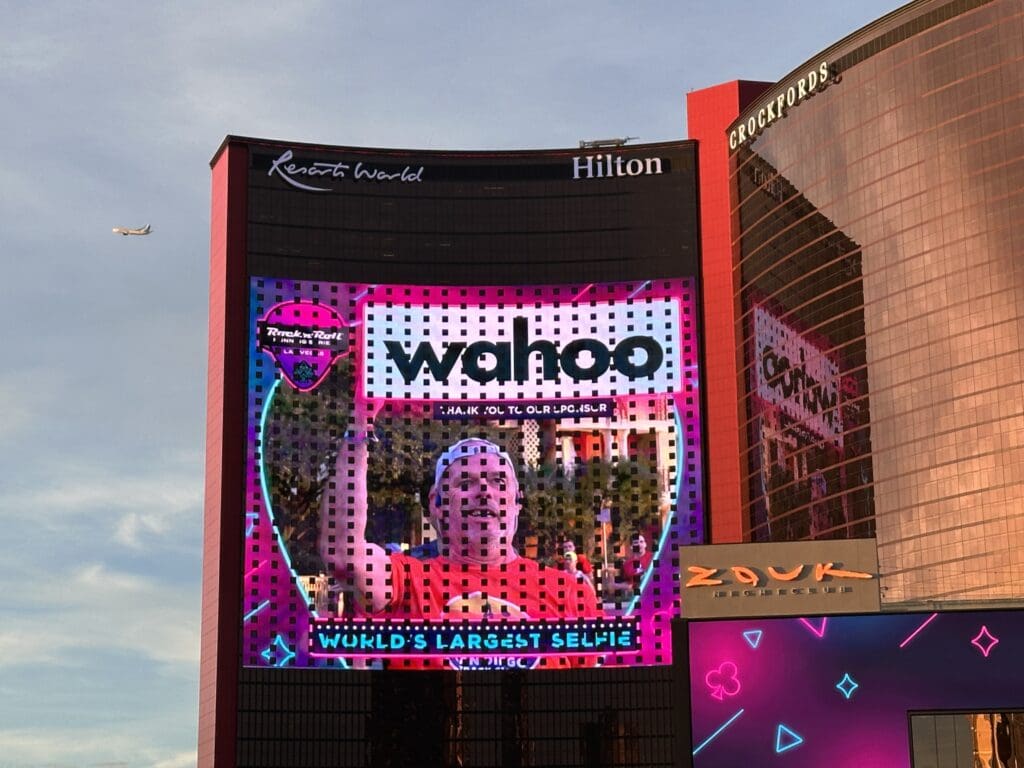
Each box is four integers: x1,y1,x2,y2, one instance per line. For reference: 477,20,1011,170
429,440,521,565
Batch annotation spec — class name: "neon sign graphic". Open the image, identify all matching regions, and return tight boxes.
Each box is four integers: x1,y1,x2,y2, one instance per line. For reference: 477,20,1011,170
704,661,741,700
742,629,763,649
798,617,827,638
692,708,744,756
899,612,938,649
971,625,999,657
835,673,859,700
775,724,804,754
261,634,296,667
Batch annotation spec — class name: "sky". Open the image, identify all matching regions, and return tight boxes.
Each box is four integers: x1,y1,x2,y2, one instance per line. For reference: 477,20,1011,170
0,1,903,765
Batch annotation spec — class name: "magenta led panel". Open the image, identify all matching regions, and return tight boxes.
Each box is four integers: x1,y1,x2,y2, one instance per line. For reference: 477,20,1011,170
243,277,704,670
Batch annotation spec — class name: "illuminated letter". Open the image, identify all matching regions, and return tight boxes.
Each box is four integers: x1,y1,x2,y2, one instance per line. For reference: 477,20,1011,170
757,109,766,129
814,563,873,581
645,157,663,175
613,336,663,379
767,564,804,582
513,317,558,382
463,341,511,383
731,566,760,587
625,158,644,176
573,155,593,179
729,131,738,150
560,338,610,381
686,566,724,588
819,61,830,83
386,341,464,384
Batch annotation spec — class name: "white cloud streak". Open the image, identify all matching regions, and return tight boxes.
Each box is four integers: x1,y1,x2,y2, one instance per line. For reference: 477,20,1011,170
0,562,199,670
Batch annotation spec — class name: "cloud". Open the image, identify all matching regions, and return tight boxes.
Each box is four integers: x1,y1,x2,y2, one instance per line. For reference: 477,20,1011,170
0,562,200,669
0,729,195,768
1,463,202,552
0,371,59,446
150,751,197,768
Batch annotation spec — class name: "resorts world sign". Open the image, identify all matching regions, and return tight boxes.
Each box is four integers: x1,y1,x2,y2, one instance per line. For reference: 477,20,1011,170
729,61,834,149
680,539,880,618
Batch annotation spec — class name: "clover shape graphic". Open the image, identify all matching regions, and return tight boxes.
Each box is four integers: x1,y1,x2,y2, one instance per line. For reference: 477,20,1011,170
705,661,741,701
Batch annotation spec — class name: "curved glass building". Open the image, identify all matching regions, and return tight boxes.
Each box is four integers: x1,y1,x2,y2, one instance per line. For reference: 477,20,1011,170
720,0,1024,604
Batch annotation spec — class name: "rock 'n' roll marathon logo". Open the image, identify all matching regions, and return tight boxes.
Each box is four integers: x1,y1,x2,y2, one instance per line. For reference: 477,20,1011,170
257,301,351,391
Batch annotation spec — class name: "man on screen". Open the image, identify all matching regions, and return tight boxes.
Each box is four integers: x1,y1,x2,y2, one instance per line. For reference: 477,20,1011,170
319,411,600,665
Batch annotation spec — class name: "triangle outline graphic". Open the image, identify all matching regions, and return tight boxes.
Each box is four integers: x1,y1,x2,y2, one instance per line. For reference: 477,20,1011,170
799,617,828,638
742,629,763,649
775,724,804,753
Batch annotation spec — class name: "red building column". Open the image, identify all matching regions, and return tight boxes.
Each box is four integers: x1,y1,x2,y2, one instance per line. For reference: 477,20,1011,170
687,81,770,543
198,141,249,768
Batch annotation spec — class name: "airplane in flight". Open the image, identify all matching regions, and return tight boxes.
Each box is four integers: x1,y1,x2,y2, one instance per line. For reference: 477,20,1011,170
112,224,151,236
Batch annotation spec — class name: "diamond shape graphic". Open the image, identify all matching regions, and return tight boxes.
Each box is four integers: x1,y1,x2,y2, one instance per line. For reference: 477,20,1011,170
775,724,804,754
971,625,999,658
261,634,296,668
742,629,763,649
835,673,859,700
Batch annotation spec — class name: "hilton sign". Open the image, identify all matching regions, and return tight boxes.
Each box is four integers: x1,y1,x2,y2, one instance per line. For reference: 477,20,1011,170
680,539,880,619
572,154,664,179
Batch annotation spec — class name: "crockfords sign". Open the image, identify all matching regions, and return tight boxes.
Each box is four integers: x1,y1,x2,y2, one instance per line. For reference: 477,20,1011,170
729,61,834,150
572,153,664,180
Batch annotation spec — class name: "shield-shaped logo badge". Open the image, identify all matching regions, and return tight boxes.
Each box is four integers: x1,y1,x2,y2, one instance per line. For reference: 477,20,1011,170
257,301,350,392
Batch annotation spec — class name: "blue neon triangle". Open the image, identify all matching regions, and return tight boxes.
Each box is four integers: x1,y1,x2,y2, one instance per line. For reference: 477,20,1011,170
743,629,763,649
775,724,804,753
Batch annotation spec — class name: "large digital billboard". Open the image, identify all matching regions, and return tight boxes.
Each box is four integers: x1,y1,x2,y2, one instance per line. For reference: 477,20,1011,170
243,276,703,670
688,610,1024,767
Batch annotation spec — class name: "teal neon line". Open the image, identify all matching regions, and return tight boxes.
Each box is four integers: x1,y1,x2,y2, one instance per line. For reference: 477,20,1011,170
625,403,685,617
693,708,744,755
257,376,348,668
244,600,270,622
259,378,313,606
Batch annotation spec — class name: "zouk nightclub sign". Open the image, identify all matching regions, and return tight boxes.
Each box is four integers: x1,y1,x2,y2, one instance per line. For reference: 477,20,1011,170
680,539,880,618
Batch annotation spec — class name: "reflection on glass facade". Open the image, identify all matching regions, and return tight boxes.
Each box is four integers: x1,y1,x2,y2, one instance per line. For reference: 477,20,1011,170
737,153,874,543
911,712,1024,768
733,0,1024,602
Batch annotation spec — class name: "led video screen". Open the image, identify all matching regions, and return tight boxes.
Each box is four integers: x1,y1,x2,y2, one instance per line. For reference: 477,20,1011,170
688,610,1024,767
243,277,703,670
